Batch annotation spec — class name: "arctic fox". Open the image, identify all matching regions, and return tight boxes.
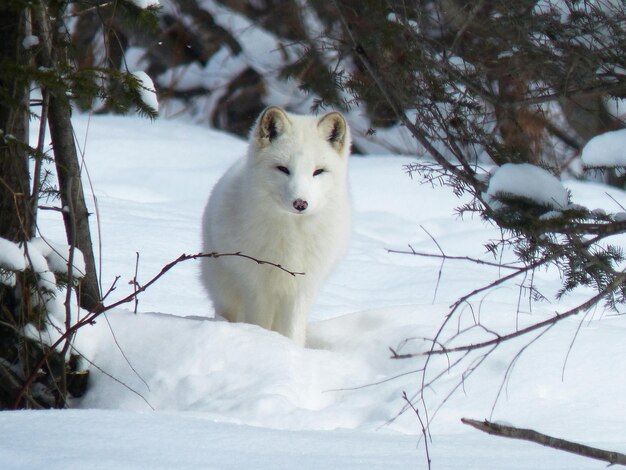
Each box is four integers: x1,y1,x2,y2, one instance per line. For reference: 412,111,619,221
201,106,351,346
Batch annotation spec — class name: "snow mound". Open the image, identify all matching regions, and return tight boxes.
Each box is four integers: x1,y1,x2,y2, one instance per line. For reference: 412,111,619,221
73,306,428,433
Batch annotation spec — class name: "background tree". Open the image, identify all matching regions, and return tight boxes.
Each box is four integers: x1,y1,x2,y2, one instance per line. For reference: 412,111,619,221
66,0,625,386
70,0,623,159
0,4,49,409
319,0,625,308
0,6,31,242
0,0,158,409
320,0,626,464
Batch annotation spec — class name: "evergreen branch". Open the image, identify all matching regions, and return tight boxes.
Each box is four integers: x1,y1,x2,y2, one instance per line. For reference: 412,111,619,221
330,0,480,188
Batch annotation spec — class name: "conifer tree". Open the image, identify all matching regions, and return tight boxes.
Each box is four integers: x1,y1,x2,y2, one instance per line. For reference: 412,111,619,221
0,0,159,409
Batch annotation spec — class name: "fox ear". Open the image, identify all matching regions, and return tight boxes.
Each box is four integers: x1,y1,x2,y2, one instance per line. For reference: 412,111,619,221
318,112,350,155
255,106,291,146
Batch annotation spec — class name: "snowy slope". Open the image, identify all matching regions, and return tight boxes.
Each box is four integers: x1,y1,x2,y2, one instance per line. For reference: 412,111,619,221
1,114,624,469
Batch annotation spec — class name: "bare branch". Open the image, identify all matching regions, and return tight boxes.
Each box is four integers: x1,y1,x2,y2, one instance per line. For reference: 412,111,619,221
403,391,432,470
30,90,49,237
461,418,626,466
12,251,303,408
387,246,523,271
132,251,140,314
392,272,625,359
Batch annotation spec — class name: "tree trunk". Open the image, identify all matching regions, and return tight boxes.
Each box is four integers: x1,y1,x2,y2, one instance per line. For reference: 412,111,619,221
0,4,31,410
48,97,102,311
0,6,65,410
0,8,31,241
33,3,102,311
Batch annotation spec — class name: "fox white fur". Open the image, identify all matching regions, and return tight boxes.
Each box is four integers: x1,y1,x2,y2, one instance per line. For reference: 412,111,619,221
201,106,351,346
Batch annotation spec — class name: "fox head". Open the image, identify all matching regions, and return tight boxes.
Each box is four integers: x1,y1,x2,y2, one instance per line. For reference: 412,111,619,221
248,106,351,215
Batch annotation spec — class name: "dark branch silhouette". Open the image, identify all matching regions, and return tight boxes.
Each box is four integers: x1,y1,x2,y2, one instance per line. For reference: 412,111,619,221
462,418,626,467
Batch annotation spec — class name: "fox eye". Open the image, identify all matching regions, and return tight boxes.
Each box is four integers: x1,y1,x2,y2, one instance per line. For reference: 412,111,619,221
276,166,290,175
313,168,325,176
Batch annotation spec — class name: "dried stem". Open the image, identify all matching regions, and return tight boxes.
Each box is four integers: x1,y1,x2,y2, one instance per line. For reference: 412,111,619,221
403,391,432,470
387,246,523,271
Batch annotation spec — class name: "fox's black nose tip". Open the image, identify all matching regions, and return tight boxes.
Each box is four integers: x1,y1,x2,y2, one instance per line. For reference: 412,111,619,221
293,199,308,212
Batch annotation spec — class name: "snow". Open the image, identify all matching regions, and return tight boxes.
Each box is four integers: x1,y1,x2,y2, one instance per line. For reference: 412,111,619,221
2,113,624,468
28,238,86,277
0,236,85,335
0,237,25,286
23,240,49,274
131,71,159,113
21,35,39,50
156,0,306,117
154,1,416,154
0,237,26,272
0,237,84,286
129,0,160,8
581,128,626,168
0,237,84,276
486,162,569,209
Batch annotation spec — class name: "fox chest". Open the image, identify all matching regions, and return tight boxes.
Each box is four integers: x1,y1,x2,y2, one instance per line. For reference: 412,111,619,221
238,213,342,274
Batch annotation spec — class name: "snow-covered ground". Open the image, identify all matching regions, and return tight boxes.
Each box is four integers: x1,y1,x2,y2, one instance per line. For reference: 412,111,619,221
1,114,624,469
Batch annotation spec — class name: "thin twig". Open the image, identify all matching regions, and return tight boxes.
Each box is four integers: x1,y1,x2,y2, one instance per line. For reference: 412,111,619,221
387,246,523,271
488,326,554,419
421,226,445,303
69,342,153,410
102,311,150,392
30,90,49,238
132,252,139,314
61,178,77,362
403,392,432,470
63,1,115,19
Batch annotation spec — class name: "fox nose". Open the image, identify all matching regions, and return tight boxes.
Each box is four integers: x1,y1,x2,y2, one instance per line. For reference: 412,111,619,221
293,198,308,212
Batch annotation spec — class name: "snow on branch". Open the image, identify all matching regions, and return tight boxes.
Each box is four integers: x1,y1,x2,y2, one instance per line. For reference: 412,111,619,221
0,236,85,287
485,163,569,210
129,0,160,9
581,128,626,169
132,71,159,114
0,237,26,272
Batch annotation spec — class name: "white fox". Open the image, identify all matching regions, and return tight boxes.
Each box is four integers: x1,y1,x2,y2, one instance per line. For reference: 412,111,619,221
201,106,351,346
